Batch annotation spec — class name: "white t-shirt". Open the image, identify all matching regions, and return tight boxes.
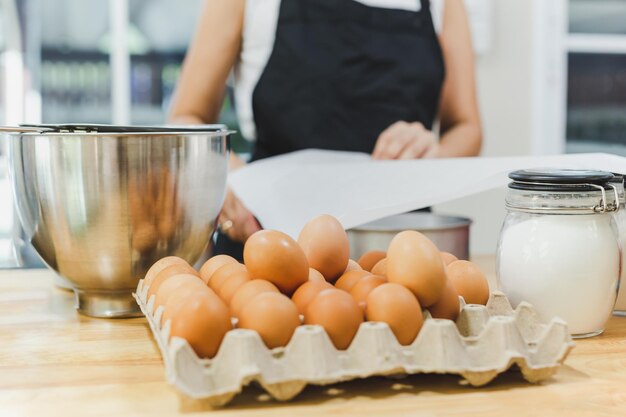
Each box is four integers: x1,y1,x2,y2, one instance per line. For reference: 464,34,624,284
234,0,445,141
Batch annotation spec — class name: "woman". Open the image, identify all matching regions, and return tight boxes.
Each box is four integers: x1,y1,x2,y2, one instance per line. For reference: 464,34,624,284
169,0,482,259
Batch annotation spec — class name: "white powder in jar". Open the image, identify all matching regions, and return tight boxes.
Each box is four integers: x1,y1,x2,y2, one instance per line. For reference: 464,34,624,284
498,214,619,335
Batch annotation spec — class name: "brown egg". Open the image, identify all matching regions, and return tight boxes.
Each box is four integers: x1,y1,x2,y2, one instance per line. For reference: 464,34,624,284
166,291,232,358
243,230,309,295
427,280,461,321
386,231,446,307
291,280,334,314
230,280,280,318
305,289,363,350
357,250,386,272
238,292,301,349
217,270,251,304
147,263,198,300
144,256,188,286
308,268,327,283
199,255,238,284
344,259,363,273
297,215,350,282
366,283,423,345
334,270,372,292
162,284,219,326
440,251,459,266
447,260,490,305
208,262,247,292
350,275,387,311
370,258,387,276
154,273,205,312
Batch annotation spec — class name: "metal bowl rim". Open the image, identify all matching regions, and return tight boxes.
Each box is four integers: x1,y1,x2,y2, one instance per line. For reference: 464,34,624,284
13,131,234,137
348,213,472,233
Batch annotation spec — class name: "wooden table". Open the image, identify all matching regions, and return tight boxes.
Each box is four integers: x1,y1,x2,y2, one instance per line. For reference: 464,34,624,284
2,256,626,416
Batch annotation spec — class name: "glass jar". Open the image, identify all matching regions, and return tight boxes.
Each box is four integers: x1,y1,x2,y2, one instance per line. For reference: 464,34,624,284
496,169,621,338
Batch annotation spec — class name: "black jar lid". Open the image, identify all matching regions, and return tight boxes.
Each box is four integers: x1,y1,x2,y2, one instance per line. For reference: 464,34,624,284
508,169,616,192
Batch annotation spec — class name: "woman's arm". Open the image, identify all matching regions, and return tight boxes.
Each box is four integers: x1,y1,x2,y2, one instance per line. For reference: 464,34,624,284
169,0,257,242
372,0,481,160
437,0,482,157
168,0,246,170
168,0,245,126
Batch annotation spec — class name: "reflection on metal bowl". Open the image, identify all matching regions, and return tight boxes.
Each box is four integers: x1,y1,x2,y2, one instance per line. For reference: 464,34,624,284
8,126,230,317
347,212,471,260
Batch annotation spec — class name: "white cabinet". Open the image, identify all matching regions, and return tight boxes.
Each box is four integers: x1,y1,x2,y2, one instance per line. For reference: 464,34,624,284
565,0,626,156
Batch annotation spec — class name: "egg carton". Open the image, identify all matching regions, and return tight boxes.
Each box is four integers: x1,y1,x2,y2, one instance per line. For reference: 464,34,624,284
133,279,575,406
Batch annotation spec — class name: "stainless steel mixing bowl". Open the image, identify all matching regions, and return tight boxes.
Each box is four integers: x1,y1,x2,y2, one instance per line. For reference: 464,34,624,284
348,212,471,260
5,124,230,317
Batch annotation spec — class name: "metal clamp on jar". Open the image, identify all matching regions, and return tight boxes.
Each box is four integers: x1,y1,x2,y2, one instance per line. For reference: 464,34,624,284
611,174,626,315
496,169,621,338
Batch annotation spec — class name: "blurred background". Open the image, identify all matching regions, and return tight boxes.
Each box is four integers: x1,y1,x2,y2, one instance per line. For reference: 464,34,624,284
1,0,625,265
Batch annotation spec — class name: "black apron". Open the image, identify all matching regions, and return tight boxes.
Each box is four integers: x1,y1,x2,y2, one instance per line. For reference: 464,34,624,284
216,0,445,260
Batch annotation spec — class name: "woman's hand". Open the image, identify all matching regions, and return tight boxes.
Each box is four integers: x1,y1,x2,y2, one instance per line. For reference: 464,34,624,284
218,188,262,243
372,121,439,160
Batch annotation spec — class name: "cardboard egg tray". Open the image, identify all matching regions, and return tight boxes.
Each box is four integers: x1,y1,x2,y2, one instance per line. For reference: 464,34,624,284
134,279,575,406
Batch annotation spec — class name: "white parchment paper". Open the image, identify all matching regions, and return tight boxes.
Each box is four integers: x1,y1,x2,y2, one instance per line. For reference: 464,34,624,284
229,150,626,238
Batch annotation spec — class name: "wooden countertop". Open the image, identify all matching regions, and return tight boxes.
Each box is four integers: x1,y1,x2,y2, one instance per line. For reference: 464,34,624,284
2,256,626,416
